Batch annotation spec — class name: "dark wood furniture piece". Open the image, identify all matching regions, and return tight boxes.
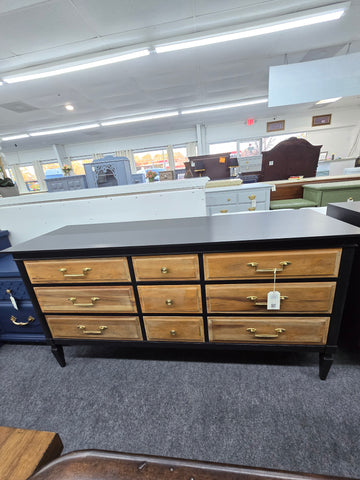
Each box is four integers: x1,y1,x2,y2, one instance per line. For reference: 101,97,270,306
7,210,360,380
0,426,63,480
188,153,231,180
326,201,360,349
261,137,321,182
28,450,358,480
268,174,360,201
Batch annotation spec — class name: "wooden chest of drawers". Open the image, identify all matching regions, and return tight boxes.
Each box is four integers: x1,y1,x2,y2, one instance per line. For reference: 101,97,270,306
8,210,360,379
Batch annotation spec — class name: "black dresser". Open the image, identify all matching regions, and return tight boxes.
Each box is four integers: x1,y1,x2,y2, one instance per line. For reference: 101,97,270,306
6,210,360,379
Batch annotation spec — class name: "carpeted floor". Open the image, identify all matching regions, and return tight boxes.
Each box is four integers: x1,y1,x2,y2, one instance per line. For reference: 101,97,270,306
0,343,359,478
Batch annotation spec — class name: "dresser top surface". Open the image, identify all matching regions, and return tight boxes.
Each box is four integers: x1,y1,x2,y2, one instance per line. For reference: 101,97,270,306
327,201,360,214
6,209,360,256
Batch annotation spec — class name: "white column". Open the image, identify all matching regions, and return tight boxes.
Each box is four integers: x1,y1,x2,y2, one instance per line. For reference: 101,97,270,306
167,145,175,170
33,161,47,191
12,164,28,194
195,124,208,155
52,144,70,171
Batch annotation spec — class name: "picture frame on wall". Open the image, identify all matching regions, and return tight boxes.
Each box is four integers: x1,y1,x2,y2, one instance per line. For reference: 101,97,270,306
312,114,332,127
266,120,285,132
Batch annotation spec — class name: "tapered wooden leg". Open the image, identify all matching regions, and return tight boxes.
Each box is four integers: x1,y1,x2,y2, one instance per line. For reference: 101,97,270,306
319,352,333,380
51,345,66,367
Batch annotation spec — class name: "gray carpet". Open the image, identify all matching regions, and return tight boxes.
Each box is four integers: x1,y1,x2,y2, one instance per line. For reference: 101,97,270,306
0,343,359,478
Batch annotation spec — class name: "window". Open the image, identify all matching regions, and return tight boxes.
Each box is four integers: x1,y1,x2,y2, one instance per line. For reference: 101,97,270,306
238,140,260,157
19,166,40,191
134,149,169,172
262,133,306,152
71,158,93,175
42,162,60,176
173,147,188,170
209,141,237,155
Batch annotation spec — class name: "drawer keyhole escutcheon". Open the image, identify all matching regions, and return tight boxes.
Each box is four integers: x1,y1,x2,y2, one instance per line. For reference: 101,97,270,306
161,267,168,274
246,295,288,306
246,327,286,339
170,330,177,336
247,261,291,273
165,299,173,306
59,267,91,278
69,296,100,307
10,315,35,326
77,325,107,335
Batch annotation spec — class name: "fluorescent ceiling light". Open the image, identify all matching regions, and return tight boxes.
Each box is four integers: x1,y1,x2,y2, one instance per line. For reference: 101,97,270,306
1,134,30,141
29,123,100,137
3,49,150,84
155,3,348,53
101,111,179,126
181,98,268,115
316,97,342,104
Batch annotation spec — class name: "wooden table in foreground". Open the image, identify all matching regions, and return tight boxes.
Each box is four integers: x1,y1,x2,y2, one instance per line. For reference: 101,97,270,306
0,426,63,480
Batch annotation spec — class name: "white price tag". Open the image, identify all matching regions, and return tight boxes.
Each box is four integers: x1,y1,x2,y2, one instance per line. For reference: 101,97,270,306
251,199,256,208
267,290,280,310
10,294,18,310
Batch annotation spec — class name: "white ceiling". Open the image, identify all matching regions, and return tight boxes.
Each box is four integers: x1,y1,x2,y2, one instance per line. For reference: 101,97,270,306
0,0,359,153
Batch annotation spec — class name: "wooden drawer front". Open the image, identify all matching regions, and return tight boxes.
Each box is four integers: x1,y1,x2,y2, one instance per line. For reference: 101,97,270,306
24,257,130,284
208,317,330,344
144,316,204,342
206,191,238,206
34,286,136,313
206,282,336,313
46,315,142,340
132,255,199,281
204,248,342,280
138,285,202,313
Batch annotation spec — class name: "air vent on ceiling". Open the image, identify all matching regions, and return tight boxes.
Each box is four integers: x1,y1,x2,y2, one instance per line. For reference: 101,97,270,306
301,44,347,62
0,101,39,113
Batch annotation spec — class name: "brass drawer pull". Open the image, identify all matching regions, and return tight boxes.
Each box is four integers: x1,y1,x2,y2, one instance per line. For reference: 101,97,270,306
248,207,256,211
77,325,107,335
165,299,173,306
247,327,286,338
246,295,288,306
68,296,100,307
59,267,91,278
220,209,228,213
247,261,291,273
248,194,256,200
161,267,168,274
10,315,35,326
170,329,177,336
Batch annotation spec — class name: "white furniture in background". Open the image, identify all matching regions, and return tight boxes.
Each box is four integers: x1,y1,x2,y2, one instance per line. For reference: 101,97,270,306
0,178,208,246
205,183,272,215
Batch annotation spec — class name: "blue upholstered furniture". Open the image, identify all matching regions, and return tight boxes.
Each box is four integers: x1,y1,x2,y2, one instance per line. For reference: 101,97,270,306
0,231,44,343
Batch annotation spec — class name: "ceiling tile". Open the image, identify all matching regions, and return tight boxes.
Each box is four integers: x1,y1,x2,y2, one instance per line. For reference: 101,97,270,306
0,0,97,56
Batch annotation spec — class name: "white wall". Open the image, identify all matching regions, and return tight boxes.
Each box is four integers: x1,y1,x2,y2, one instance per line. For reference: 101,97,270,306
206,106,360,160
3,106,360,167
